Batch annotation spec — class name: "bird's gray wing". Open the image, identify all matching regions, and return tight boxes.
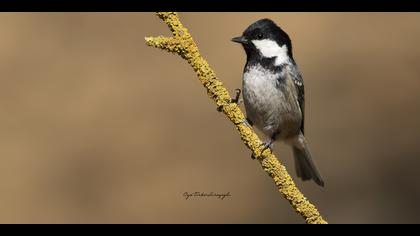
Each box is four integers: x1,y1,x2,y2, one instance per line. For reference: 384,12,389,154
291,69,305,135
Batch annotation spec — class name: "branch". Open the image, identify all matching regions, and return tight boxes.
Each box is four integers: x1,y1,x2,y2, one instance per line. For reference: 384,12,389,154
145,12,327,224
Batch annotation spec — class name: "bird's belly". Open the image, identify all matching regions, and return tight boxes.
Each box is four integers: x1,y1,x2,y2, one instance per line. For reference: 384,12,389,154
243,71,302,139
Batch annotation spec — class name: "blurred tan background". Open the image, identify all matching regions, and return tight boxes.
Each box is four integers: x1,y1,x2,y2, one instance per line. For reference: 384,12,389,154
0,12,419,223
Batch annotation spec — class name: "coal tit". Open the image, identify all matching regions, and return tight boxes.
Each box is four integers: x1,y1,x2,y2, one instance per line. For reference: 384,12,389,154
232,19,324,187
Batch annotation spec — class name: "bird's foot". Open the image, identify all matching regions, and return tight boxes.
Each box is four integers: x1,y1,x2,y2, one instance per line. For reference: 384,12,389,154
231,88,242,105
217,89,242,112
251,140,274,159
251,141,273,159
240,117,253,128
261,140,274,153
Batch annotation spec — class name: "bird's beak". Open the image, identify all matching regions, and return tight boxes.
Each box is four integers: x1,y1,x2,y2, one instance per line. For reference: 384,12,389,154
231,36,248,44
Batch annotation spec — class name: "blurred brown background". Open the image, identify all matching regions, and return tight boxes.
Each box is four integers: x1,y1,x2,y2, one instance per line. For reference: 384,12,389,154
0,13,419,224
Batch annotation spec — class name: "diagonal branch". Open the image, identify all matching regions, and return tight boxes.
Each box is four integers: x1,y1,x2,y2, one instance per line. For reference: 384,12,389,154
145,12,327,224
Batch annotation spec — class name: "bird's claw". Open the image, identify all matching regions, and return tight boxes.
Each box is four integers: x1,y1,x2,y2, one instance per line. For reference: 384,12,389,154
217,89,242,112
250,140,274,160
231,89,242,104
261,141,274,153
240,118,253,128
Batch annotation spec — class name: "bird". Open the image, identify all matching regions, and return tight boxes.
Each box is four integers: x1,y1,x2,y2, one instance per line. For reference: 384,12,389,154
231,18,324,187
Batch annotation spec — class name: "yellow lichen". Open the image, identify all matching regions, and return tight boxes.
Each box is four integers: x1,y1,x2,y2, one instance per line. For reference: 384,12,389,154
145,12,327,224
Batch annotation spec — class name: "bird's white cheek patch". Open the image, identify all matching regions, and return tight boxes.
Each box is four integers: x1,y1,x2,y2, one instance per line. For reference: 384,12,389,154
252,39,289,66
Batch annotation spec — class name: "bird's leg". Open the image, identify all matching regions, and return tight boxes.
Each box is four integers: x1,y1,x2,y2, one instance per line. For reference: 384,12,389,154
217,89,242,112
231,89,254,128
216,88,252,128
231,88,242,104
251,133,277,159
261,139,274,153
242,117,253,127
251,139,274,160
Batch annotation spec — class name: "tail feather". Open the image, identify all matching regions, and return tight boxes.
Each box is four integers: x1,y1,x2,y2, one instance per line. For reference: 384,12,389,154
292,138,324,187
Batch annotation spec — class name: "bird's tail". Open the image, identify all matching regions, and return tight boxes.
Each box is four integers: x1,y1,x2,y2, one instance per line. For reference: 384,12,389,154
292,137,324,187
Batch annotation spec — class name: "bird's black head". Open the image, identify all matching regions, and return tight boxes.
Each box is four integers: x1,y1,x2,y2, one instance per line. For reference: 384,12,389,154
232,19,294,62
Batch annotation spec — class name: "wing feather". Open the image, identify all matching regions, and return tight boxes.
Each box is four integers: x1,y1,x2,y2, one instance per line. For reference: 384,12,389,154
290,69,305,134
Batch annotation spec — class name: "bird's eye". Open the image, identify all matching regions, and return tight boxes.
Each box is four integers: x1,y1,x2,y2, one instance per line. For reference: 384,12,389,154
257,33,263,39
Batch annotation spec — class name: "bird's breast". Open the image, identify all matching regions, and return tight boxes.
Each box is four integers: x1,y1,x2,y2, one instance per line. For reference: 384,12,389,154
243,64,302,139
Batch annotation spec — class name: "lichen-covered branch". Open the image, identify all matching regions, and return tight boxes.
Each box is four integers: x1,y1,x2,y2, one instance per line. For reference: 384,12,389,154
145,12,327,224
